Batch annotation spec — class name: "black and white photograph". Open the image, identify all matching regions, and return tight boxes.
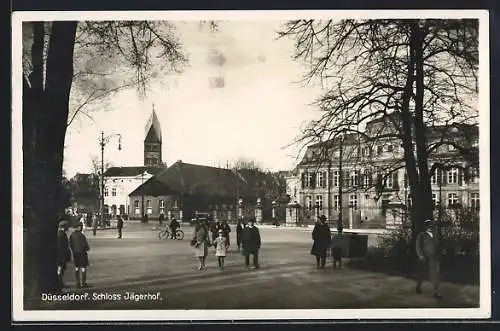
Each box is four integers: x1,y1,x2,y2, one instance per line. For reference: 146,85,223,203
11,10,490,321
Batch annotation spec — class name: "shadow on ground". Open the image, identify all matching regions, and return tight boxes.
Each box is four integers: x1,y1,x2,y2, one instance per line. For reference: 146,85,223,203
346,254,479,286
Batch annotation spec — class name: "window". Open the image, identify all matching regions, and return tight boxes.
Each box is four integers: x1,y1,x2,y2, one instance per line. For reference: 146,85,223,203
111,188,116,196
407,195,413,208
173,200,178,208
385,144,394,152
306,196,312,210
363,172,370,188
386,174,393,189
305,173,313,188
159,199,165,214
349,194,358,209
432,193,437,206
448,193,458,207
134,200,140,215
470,193,480,210
333,195,339,211
431,170,438,185
448,168,459,184
448,144,456,152
377,145,383,155
104,187,109,197
316,195,323,210
350,170,358,187
317,172,325,188
146,200,152,215
333,171,340,187
362,147,371,157
471,168,479,184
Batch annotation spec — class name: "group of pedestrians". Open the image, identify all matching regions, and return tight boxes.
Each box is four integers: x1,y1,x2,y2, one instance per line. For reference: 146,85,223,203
190,217,261,271
310,214,442,299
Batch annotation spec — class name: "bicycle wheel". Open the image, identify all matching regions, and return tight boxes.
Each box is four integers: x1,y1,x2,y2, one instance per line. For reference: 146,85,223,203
158,230,169,239
175,229,184,240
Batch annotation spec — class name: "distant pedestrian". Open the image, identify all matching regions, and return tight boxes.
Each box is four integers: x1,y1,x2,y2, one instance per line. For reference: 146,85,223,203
57,220,71,288
213,229,229,270
221,220,231,248
117,215,124,239
236,217,245,251
79,214,86,233
311,215,331,270
69,222,90,288
170,216,180,239
242,218,261,269
158,213,165,226
415,219,442,298
191,220,210,271
92,214,98,236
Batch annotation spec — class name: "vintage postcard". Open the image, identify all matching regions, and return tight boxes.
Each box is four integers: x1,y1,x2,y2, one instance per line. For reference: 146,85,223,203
11,9,491,321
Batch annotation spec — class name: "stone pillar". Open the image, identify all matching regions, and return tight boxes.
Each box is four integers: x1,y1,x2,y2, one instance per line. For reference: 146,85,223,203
348,206,354,229
255,198,263,223
286,202,300,226
238,199,243,219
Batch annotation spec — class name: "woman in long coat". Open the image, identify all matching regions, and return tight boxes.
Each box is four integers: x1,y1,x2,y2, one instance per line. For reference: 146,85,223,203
191,220,210,270
310,215,331,269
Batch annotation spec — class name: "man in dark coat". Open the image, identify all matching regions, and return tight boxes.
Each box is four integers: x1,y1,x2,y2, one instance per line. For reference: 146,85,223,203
117,215,124,239
310,215,331,269
70,222,90,288
242,218,261,269
57,220,71,287
221,220,231,247
158,213,165,226
236,217,245,251
416,219,442,298
170,216,180,239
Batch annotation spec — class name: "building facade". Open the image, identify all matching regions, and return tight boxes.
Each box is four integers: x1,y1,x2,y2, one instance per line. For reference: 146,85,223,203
102,107,166,217
287,115,479,229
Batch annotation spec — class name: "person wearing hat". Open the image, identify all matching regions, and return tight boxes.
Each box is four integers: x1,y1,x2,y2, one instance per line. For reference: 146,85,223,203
310,215,332,270
69,222,91,288
169,216,180,239
415,219,442,298
57,220,71,288
236,217,245,252
242,218,261,269
213,229,229,270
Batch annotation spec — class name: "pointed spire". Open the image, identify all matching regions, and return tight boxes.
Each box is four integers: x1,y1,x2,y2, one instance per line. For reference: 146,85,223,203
144,103,162,143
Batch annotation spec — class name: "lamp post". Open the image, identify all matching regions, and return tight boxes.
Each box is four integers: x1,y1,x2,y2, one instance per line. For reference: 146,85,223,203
272,200,276,226
99,131,122,228
337,133,344,234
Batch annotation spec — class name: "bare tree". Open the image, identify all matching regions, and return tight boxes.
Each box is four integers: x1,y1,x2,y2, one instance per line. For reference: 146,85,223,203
22,20,187,297
279,19,478,256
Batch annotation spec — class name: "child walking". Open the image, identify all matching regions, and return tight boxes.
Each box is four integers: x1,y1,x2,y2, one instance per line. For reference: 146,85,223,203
214,229,229,270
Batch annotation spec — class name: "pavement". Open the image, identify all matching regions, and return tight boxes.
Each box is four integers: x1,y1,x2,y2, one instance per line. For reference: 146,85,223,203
25,223,479,310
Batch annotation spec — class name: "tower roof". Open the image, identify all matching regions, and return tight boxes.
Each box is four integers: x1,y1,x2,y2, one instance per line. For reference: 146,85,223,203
144,107,162,143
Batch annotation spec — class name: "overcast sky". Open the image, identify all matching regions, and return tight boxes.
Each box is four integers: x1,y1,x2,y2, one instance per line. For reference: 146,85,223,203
63,20,321,178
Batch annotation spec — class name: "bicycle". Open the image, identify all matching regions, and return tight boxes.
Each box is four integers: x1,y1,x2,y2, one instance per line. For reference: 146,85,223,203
158,226,184,240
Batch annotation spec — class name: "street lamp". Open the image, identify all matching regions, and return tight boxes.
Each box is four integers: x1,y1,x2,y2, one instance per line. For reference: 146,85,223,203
99,131,122,228
272,200,277,226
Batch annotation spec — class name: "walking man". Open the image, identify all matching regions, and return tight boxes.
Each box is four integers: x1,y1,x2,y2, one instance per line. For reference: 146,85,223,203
92,213,98,236
57,220,71,288
242,218,261,269
70,222,90,288
117,215,124,239
236,217,245,252
415,219,442,298
310,215,331,270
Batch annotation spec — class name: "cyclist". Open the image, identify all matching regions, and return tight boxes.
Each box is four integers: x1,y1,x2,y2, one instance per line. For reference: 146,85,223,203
170,216,180,239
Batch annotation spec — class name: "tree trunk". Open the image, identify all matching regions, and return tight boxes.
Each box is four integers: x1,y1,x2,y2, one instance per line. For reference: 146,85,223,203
412,23,434,227
24,21,77,302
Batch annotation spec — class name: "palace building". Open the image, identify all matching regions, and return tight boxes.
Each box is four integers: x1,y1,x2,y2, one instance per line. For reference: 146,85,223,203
285,113,480,229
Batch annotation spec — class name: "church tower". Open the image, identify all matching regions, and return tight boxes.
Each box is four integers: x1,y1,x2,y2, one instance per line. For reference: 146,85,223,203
144,105,162,167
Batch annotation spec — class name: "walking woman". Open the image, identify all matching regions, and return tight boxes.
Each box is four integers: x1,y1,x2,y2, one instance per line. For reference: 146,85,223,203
310,215,331,270
191,220,210,271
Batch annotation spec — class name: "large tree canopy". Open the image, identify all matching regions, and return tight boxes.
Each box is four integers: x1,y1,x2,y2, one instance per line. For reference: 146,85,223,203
22,20,187,299
279,19,479,256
